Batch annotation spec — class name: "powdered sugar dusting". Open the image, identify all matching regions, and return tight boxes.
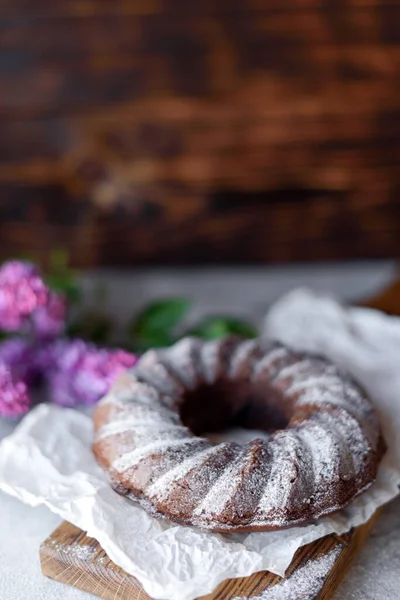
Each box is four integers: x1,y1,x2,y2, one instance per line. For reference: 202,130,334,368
199,339,224,383
296,422,340,491
99,376,165,407
95,337,381,531
233,546,341,599
286,371,339,395
47,537,98,561
274,358,315,382
112,437,200,473
160,337,202,390
95,420,188,443
295,383,377,451
316,410,370,475
107,400,180,426
228,339,259,378
147,444,218,501
135,350,183,398
193,446,249,519
294,378,366,416
252,347,288,377
256,434,300,519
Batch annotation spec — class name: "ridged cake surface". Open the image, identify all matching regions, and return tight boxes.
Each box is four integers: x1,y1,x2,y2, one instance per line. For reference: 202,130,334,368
93,337,385,532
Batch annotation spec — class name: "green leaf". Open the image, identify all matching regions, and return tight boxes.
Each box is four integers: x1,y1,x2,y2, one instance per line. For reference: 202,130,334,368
188,316,257,340
45,249,81,304
45,273,81,303
130,299,191,337
132,330,174,352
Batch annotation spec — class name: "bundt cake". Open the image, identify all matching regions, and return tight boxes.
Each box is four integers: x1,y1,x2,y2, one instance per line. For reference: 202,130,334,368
93,337,385,532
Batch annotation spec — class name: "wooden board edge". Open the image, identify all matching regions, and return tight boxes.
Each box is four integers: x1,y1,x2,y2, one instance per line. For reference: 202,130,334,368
318,508,381,600
40,523,151,600
40,509,381,600
199,509,381,599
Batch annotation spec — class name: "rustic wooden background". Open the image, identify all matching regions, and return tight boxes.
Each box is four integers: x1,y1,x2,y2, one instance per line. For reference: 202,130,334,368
0,1,399,267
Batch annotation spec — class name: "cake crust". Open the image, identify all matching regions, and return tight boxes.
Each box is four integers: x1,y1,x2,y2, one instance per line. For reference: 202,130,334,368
93,337,385,532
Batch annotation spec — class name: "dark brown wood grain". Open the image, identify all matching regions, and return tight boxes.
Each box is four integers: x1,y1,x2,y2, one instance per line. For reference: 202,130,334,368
40,511,380,600
0,1,399,266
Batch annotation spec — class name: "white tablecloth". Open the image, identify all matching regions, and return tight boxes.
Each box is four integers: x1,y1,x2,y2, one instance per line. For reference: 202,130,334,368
1,262,399,600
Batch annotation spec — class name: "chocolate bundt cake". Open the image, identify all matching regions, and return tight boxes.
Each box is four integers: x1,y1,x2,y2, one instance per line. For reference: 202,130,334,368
93,337,385,532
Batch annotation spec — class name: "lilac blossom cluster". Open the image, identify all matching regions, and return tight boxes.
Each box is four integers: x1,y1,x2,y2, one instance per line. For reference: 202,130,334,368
0,261,53,333
0,361,30,417
43,340,137,407
0,261,137,417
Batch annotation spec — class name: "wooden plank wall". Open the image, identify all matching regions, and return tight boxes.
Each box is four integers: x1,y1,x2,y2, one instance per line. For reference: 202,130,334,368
0,1,399,267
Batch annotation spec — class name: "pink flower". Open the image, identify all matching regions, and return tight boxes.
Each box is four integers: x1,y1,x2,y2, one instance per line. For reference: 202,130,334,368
31,292,67,338
0,261,48,332
0,260,138,416
0,362,30,417
0,260,67,338
45,339,137,407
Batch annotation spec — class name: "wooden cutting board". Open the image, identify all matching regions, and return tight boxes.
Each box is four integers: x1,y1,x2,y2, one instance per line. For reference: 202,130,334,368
40,510,379,600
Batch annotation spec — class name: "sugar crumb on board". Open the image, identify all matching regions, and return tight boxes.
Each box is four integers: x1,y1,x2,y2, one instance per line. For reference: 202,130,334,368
46,537,102,563
233,546,341,600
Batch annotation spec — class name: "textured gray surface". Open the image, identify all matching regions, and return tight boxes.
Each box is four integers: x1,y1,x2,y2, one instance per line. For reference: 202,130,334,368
334,495,400,600
0,262,399,600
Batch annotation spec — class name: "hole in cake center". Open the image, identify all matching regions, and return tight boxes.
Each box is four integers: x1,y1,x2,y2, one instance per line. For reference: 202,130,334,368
179,379,291,438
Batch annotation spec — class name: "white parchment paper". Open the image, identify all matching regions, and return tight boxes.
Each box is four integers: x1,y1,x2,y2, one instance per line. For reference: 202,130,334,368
1,288,400,600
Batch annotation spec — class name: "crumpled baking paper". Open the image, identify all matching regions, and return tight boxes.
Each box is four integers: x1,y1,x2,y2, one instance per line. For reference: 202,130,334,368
1,288,400,600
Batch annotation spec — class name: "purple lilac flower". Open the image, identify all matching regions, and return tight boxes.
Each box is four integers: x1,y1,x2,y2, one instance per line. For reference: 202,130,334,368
0,261,48,332
31,292,67,338
0,260,67,338
45,339,137,407
0,362,30,417
0,260,138,415
0,338,38,384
